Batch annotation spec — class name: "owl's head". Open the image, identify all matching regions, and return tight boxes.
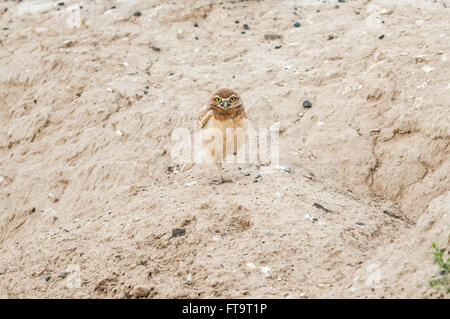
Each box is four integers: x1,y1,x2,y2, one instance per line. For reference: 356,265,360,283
210,88,241,110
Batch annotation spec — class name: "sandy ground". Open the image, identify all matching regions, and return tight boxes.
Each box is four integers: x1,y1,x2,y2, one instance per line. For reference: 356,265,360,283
0,0,449,298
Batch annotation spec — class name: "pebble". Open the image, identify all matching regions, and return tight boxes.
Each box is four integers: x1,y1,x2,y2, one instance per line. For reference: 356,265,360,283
313,202,333,213
194,23,198,27
131,285,152,298
294,22,301,28
171,228,186,238
58,2,65,6
151,46,160,52
243,24,249,30
356,222,365,226
303,100,312,108
60,272,68,278
241,31,246,34
378,34,385,40
275,45,282,49
338,0,345,2
305,214,318,223
235,20,239,24
45,276,51,282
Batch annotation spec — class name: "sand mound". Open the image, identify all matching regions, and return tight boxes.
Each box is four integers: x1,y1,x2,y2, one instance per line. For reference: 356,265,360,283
0,0,448,298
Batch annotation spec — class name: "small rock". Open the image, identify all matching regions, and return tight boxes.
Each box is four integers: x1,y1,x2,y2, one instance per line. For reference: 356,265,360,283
294,22,301,28
243,24,249,30
133,11,141,17
356,222,365,226
378,34,385,40
338,0,345,2
170,228,186,238
241,31,246,34
303,100,312,108
275,45,282,49
327,34,336,41
58,2,65,6
305,214,318,223
60,272,68,278
235,20,239,24
131,285,152,298
193,23,198,27
313,202,333,213
151,46,160,52
45,276,51,282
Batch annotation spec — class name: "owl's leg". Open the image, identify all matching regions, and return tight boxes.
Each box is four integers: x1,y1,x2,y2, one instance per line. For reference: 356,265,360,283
216,162,231,183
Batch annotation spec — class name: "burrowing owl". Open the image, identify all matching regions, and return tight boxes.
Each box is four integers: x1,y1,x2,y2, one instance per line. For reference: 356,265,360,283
197,88,249,183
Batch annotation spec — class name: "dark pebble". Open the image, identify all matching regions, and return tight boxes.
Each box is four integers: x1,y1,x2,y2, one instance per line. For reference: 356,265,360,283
335,5,339,9
171,228,186,238
169,72,174,76
235,20,239,24
241,31,246,34
143,91,148,94
294,22,301,28
313,202,332,213
338,0,345,2
243,24,249,30
60,272,68,278
145,85,149,89
151,46,160,51
133,11,141,17
110,6,116,9
3,27,9,31
378,34,385,39
355,11,360,15
194,23,198,27
58,2,65,6
45,276,51,282
303,100,312,108
275,45,282,49
356,222,365,226
4,8,8,12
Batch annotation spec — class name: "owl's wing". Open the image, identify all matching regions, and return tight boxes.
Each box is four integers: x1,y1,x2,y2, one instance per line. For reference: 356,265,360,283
196,108,214,129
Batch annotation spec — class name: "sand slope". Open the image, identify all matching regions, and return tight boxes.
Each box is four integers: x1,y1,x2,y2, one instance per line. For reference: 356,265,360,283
0,0,449,298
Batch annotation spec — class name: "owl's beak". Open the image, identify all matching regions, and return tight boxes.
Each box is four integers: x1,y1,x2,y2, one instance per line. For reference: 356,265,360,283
221,100,230,109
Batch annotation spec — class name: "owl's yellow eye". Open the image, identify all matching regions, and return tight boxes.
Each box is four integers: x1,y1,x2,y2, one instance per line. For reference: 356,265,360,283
229,96,236,102
215,97,222,103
